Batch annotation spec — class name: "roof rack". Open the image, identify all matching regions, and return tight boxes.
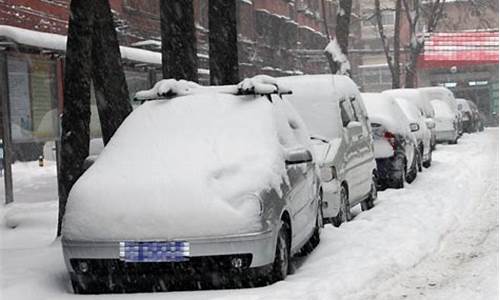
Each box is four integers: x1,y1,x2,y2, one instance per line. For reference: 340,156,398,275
133,76,292,103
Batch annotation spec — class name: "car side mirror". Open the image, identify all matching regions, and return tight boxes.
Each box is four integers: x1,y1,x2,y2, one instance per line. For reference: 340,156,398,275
425,118,436,129
285,148,313,165
346,121,363,136
410,123,420,132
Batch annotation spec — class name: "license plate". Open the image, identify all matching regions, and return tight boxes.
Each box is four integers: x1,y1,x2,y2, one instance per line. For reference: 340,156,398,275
119,241,190,262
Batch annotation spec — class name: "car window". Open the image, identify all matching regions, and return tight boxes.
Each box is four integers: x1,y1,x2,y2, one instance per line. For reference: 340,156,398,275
339,99,354,127
350,96,366,122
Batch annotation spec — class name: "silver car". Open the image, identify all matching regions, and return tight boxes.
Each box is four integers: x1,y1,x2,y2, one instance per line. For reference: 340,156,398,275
277,75,378,227
62,78,322,293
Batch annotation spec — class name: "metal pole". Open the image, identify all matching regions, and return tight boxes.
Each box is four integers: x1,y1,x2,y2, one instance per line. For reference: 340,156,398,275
0,52,14,204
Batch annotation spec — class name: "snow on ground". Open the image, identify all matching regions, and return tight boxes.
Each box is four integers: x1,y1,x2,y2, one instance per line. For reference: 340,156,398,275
0,129,498,300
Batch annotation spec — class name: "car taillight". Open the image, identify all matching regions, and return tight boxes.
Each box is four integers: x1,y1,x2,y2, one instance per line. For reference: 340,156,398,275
384,131,397,150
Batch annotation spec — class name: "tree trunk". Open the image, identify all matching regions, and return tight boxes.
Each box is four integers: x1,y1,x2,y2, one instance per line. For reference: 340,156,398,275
57,0,94,236
91,0,132,145
393,0,401,88
209,0,239,85
404,43,423,88
160,0,198,82
331,0,352,76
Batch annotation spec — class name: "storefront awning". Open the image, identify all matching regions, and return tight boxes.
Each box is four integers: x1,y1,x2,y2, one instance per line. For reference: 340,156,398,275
418,30,499,69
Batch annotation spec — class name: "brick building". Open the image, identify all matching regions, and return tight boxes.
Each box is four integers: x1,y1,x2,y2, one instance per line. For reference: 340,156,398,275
0,0,339,161
0,0,337,81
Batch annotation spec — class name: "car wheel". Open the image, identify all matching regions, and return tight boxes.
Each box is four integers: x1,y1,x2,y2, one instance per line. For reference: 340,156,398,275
423,149,432,168
300,197,323,255
393,155,406,189
361,174,377,211
331,184,351,227
406,153,418,184
417,149,423,172
271,222,290,282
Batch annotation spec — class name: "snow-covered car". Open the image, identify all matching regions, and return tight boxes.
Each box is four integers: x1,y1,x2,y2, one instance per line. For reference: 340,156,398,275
430,99,460,144
383,88,437,150
61,78,323,293
361,93,417,189
467,100,481,132
419,86,461,138
394,97,433,171
456,98,474,133
277,75,377,226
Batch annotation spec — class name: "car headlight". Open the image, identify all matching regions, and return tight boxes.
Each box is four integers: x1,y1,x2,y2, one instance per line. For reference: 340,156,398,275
228,193,263,216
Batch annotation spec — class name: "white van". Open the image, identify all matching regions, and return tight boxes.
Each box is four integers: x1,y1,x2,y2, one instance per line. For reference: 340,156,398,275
277,75,377,226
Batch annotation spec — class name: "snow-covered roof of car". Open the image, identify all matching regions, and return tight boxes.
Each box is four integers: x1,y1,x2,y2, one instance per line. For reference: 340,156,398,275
383,88,435,118
418,86,458,112
276,74,361,140
62,89,310,241
394,97,423,124
361,93,412,136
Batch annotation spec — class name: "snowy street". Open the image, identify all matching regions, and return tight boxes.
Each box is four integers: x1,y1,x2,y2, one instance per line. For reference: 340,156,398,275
0,129,498,300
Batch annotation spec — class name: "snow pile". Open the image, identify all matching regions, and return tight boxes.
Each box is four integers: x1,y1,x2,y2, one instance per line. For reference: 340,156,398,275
324,39,351,75
237,75,291,95
134,79,201,100
361,93,412,135
62,92,306,241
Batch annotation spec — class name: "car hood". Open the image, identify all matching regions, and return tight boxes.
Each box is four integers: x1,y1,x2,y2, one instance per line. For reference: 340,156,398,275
62,93,288,241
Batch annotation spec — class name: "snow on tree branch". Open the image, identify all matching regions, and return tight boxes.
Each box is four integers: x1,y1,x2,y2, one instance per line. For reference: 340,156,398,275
324,39,351,76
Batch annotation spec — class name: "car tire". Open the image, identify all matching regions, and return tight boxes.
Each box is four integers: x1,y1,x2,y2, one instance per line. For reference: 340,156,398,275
393,155,406,189
361,174,377,211
423,149,432,168
406,153,418,184
271,221,290,282
331,184,351,227
417,148,423,172
300,197,323,255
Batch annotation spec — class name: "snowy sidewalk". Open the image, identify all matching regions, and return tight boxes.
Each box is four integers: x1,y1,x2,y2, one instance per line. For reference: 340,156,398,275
0,129,498,300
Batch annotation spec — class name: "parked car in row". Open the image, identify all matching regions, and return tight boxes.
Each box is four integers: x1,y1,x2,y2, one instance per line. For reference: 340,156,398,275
383,89,437,150
419,86,461,139
394,97,433,171
456,98,475,133
277,75,377,226
468,100,483,132
62,77,323,293
361,93,418,189
430,99,460,144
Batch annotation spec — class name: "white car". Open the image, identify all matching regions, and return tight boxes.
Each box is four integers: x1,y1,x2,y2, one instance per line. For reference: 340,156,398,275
62,78,323,293
431,99,460,144
394,97,433,170
383,88,437,151
362,93,418,189
419,86,461,138
277,75,377,226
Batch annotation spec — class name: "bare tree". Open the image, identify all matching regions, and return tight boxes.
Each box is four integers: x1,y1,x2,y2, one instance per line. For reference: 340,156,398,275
402,0,446,87
160,0,198,81
373,0,402,88
209,0,239,85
